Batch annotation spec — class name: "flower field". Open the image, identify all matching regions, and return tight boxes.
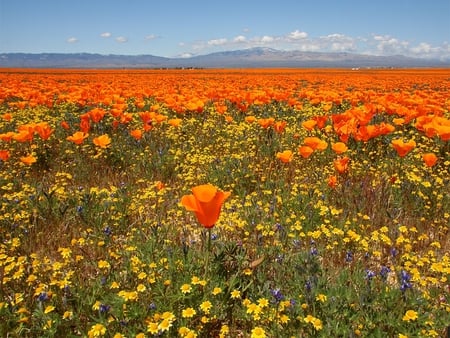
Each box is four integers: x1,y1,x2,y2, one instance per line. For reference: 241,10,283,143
0,68,449,337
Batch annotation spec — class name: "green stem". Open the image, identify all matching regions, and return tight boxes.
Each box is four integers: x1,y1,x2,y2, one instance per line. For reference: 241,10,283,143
204,227,212,278
207,227,212,253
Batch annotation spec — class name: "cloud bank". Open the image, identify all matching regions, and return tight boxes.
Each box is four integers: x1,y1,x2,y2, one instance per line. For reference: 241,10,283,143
188,30,450,60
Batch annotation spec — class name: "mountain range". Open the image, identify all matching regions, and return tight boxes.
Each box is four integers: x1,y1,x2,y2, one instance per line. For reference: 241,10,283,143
1,47,448,68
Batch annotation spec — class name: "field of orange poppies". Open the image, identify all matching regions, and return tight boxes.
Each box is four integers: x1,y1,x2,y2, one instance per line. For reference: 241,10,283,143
0,68,449,337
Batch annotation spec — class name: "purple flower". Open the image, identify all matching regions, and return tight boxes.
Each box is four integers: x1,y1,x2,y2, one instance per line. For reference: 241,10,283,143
99,304,111,314
400,270,412,292
390,247,398,257
365,269,376,280
37,292,49,302
271,288,284,302
345,251,353,263
103,226,112,236
380,266,391,280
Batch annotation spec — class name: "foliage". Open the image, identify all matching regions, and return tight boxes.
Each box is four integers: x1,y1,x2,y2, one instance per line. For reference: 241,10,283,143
0,68,449,337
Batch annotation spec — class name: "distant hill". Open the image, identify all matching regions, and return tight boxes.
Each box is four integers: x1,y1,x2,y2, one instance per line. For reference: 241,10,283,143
1,48,448,68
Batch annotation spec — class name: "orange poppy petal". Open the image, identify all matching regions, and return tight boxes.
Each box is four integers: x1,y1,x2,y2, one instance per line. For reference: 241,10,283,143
181,194,199,212
192,184,217,203
196,191,230,228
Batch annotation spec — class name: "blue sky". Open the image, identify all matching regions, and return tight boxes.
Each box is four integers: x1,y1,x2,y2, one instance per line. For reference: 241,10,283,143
1,0,449,59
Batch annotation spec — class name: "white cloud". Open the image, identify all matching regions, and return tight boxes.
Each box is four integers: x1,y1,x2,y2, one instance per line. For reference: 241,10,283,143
181,30,450,60
145,34,158,41
321,34,357,52
208,38,227,46
372,35,409,55
66,37,78,43
115,36,128,43
410,42,432,54
100,32,111,38
179,53,193,58
233,35,247,43
260,35,275,43
288,30,308,40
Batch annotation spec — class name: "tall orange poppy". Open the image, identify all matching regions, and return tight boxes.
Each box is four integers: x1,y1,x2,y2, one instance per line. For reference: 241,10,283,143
181,184,231,228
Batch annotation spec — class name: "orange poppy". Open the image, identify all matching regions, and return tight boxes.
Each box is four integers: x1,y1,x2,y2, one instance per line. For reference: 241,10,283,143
155,181,165,191
60,121,70,130
181,184,231,228
298,145,314,158
119,112,133,124
12,129,34,143
273,121,287,134
67,131,89,145
331,142,348,154
314,116,328,129
225,115,234,123
2,113,12,121
327,175,338,188
422,153,438,167
214,102,228,114
334,156,350,174
276,150,293,163
79,116,91,133
391,139,416,157
245,116,256,124
93,134,111,148
258,117,275,129
139,111,154,131
130,129,143,140
20,154,37,165
393,118,405,126
0,131,15,142
0,150,10,161
303,137,328,151
301,119,317,131
168,118,182,127
34,122,54,140
89,108,106,123
154,113,167,123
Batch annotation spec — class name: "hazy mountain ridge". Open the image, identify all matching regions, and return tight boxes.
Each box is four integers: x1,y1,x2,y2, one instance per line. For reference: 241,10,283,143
1,47,448,68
